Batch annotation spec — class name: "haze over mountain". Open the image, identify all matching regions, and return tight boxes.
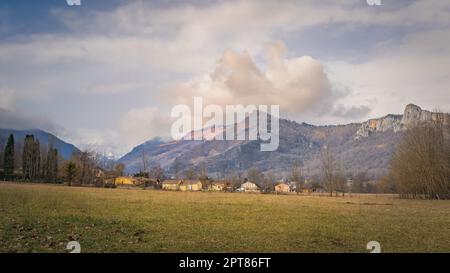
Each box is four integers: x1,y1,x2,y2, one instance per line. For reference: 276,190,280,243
119,104,442,179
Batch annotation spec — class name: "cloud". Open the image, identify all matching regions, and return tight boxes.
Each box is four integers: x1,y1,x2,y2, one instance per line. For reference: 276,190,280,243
332,104,371,119
0,89,16,110
1,0,450,156
0,89,58,132
326,28,450,118
118,107,172,149
0,108,53,131
163,42,351,119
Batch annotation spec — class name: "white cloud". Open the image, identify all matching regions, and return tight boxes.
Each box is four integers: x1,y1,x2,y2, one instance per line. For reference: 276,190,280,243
326,28,450,118
0,89,16,111
117,107,172,150
164,42,344,119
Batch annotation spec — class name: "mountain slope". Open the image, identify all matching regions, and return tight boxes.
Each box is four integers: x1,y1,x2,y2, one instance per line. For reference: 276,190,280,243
0,128,80,160
119,104,439,179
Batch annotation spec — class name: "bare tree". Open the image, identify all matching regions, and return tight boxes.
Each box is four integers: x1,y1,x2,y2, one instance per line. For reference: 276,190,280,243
247,167,264,185
261,171,276,193
171,157,181,179
289,160,303,195
226,171,242,191
198,162,211,189
115,163,125,177
352,172,368,193
149,165,165,181
320,146,340,197
390,114,450,199
183,167,196,180
335,173,347,197
140,149,149,174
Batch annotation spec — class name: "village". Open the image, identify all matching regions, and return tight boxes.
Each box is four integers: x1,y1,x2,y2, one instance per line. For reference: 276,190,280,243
109,175,328,195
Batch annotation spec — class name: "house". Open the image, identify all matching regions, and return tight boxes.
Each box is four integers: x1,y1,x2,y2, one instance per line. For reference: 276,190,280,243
301,184,312,194
275,183,290,193
288,181,298,192
239,181,260,193
162,179,182,191
179,180,203,191
115,176,136,186
208,181,228,191
143,178,161,188
94,168,105,178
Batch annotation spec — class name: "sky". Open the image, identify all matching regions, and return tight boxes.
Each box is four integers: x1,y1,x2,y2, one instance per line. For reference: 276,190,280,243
0,0,449,157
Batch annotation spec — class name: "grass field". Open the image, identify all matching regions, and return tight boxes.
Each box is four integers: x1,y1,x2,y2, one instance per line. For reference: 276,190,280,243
0,182,449,253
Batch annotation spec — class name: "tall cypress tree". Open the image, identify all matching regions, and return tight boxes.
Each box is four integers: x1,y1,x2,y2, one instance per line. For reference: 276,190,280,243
22,135,41,181
45,147,59,183
23,135,33,180
33,139,41,180
3,134,14,178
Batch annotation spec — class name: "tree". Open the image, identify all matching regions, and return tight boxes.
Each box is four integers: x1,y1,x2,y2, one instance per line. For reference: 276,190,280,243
64,162,78,186
335,173,347,197
171,157,181,179
199,162,208,180
22,135,41,181
44,147,59,183
3,134,14,178
183,167,196,179
71,151,97,185
376,175,396,193
320,146,340,197
225,171,242,191
149,165,165,181
140,149,149,174
198,162,211,189
352,172,368,193
289,160,303,194
390,116,450,199
114,163,125,177
260,171,276,193
247,167,264,185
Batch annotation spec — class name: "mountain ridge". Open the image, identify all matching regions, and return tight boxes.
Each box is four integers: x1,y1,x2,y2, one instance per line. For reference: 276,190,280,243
119,104,441,178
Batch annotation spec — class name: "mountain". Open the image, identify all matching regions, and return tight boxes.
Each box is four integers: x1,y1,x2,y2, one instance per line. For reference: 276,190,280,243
0,128,80,160
355,104,443,140
119,104,440,179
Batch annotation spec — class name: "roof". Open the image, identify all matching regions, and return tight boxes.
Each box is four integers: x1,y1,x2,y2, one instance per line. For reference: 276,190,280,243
212,181,228,185
181,179,202,185
241,181,258,186
162,179,182,185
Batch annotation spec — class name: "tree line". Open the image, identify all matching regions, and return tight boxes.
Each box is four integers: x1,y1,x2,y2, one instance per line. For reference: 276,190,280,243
0,134,124,186
164,115,449,199
2,112,449,199
2,134,59,183
388,115,450,199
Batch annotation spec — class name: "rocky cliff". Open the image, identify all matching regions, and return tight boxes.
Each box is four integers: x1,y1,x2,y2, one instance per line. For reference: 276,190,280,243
355,104,442,140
